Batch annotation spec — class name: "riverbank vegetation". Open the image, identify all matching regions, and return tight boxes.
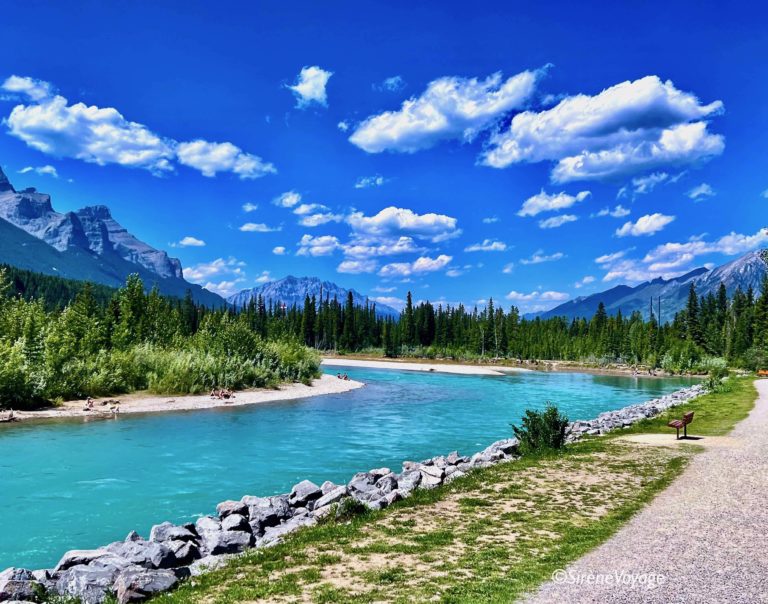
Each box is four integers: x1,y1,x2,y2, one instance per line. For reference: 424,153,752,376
151,381,755,603
0,271,319,409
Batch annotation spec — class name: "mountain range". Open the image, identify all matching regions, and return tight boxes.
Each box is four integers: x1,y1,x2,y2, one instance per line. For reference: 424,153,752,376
531,249,768,322
0,166,223,306
228,275,400,318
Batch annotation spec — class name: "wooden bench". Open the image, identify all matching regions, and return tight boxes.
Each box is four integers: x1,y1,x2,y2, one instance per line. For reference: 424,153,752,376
667,411,694,440
758,370,768,377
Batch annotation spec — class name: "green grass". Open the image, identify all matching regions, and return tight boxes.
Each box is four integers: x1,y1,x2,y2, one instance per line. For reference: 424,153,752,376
153,378,758,604
618,376,756,437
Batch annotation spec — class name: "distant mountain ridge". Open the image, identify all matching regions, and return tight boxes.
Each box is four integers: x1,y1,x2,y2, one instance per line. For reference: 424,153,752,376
228,275,400,318
532,250,768,322
0,166,223,306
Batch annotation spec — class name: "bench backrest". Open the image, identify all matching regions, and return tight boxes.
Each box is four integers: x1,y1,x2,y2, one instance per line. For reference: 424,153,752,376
682,411,694,425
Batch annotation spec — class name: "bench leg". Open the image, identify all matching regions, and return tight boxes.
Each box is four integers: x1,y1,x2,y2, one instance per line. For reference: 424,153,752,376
683,424,687,439
676,427,680,440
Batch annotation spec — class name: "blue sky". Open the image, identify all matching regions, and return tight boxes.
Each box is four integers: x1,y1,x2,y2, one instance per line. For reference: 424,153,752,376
1,0,766,311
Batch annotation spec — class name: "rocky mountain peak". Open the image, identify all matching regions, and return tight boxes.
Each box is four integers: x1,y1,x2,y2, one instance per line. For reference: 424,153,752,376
0,166,14,193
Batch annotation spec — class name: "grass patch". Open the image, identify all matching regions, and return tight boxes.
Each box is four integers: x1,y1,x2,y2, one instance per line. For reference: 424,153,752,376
153,379,757,604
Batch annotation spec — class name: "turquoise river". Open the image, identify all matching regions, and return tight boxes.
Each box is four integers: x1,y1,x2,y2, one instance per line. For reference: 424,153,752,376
0,366,697,570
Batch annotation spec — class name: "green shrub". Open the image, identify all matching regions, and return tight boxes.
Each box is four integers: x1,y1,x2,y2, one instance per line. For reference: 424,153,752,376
512,404,570,454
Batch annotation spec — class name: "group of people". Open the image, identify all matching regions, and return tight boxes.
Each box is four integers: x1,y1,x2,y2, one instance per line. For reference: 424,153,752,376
336,373,350,381
210,389,236,400
1,409,16,422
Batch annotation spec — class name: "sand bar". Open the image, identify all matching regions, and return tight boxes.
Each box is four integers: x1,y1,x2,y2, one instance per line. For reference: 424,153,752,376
322,357,528,376
4,373,364,424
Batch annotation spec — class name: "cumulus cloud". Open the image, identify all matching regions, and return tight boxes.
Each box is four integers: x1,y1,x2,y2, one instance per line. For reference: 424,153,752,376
272,246,286,255
595,205,630,218
287,66,333,108
343,236,422,258
539,214,577,229
373,76,406,92
574,275,595,288
239,222,282,232
502,262,515,274
254,270,271,284
354,174,387,189
273,191,302,208
337,259,379,274
598,228,768,283
372,295,406,309
176,140,275,179
177,236,205,247
482,75,724,182
686,182,716,200
464,239,508,252
617,171,681,198
615,213,675,237
347,206,460,243
184,256,247,295
18,164,58,178
337,121,350,132
482,216,499,224
1,75,276,179
506,290,568,302
349,68,540,153
298,212,343,227
520,250,564,265
518,190,590,217
296,234,342,257
242,202,258,212
378,255,452,278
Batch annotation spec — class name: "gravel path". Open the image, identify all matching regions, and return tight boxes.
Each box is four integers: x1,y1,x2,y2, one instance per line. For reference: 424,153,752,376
525,379,768,604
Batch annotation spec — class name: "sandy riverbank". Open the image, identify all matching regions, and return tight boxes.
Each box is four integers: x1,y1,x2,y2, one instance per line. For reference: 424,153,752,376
5,374,364,424
321,357,529,376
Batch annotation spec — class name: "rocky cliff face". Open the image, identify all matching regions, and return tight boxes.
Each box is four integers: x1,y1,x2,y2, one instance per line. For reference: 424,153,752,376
0,167,183,280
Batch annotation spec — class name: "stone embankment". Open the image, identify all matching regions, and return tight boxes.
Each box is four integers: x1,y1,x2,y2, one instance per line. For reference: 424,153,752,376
0,384,706,604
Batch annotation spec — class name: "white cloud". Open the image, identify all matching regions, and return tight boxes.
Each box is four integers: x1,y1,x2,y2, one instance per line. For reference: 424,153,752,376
255,270,271,284
178,236,205,247
337,259,379,274
176,140,275,179
242,202,259,212
2,75,54,101
574,275,595,289
506,290,568,302
762,189,768,199
272,191,302,208
482,75,724,182
519,250,565,265
337,121,350,132
686,182,715,201
272,246,286,255
343,236,422,258
354,174,387,189
349,68,540,153
595,205,631,218
502,262,515,274
598,228,768,283
292,202,327,216
373,286,397,293
464,239,507,252
201,279,245,297
239,222,282,233
287,66,333,108
518,190,590,217
298,212,343,227
619,171,670,198
2,75,275,179
18,164,58,178
372,295,406,309
184,256,245,287
373,76,406,93
539,214,577,229
297,234,342,257
482,216,499,224
347,206,460,243
615,213,675,237
378,254,453,278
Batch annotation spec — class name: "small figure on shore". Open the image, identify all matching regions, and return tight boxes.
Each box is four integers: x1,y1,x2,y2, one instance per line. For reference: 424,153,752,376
109,402,120,414
342,373,349,381
83,397,94,411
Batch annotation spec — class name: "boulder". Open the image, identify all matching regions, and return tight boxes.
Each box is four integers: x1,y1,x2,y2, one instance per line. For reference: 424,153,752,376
149,522,196,544
402,461,420,472
114,567,178,603
368,467,391,478
320,481,341,494
288,480,322,507
54,563,124,604
445,469,466,483
166,540,200,566
220,513,250,533
125,531,142,543
314,485,347,509
54,549,112,573
216,500,248,519
375,473,398,494
347,478,385,503
420,465,444,480
242,495,292,533
397,471,421,493
260,516,316,546
189,554,235,577
195,516,251,556
105,540,176,570
0,568,40,603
